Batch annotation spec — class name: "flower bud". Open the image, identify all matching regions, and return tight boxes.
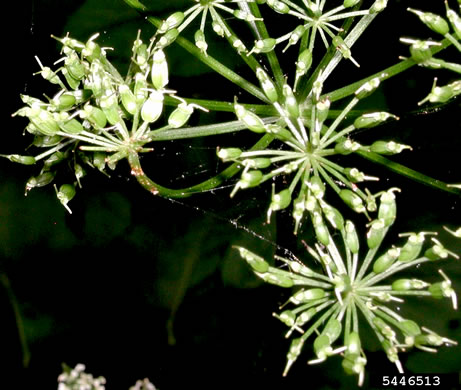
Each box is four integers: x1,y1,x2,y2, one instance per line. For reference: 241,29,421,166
242,158,272,170
217,148,242,160
398,232,426,262
81,105,107,129
55,183,76,214
231,171,264,197
345,220,359,254
168,103,193,128
276,310,296,326
1,154,36,165
141,91,164,123
367,219,386,249
292,195,305,234
151,50,169,90
355,77,381,100
52,91,77,111
323,317,342,344
428,270,457,309
158,12,184,34
284,338,303,376
392,278,428,291
294,308,316,327
401,319,421,339
424,238,451,261
378,188,399,226
321,202,344,230
256,68,278,103
267,188,291,222
447,6,461,40
250,38,277,55
133,41,148,69
82,35,102,62
309,176,325,199
373,247,400,273
285,260,314,278
283,25,306,51
408,8,449,36
266,124,293,142
33,135,62,148
370,140,411,155
317,247,337,273
31,109,61,135
255,270,294,288
340,189,366,213
344,0,360,8
295,49,313,78
233,9,261,22
234,102,266,133
313,212,330,245
119,84,138,115
267,0,290,14
290,288,325,304
65,51,86,80
212,21,225,37
61,68,80,90
194,30,208,54
156,28,179,49
236,246,270,273
25,172,55,192
316,98,330,124
335,139,361,155
283,84,299,117
354,112,398,129
407,39,437,63
59,118,84,134
333,36,359,67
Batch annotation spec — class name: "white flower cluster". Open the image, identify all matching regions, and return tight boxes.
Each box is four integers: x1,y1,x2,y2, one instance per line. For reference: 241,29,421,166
129,378,157,390
57,364,106,390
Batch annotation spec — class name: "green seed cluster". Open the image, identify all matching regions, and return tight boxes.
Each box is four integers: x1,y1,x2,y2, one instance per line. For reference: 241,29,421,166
6,31,203,212
219,73,406,233
237,194,458,386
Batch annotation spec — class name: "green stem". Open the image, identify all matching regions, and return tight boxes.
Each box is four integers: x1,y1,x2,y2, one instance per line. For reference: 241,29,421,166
356,150,461,195
128,134,274,197
148,117,278,140
246,1,285,89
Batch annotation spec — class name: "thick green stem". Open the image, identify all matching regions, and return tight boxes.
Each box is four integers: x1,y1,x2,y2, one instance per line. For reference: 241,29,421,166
148,117,278,140
128,134,274,197
356,150,461,195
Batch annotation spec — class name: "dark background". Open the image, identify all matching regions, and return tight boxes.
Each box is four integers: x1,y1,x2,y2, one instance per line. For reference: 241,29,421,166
1,1,461,389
